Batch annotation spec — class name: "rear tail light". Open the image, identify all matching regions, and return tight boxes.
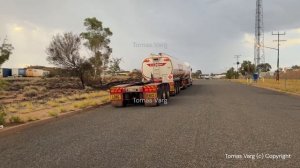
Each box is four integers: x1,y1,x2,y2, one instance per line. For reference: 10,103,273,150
143,86,157,93
110,87,125,93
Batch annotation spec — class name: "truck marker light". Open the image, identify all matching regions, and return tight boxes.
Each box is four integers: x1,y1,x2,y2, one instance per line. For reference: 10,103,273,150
143,86,157,93
146,63,166,67
110,87,125,94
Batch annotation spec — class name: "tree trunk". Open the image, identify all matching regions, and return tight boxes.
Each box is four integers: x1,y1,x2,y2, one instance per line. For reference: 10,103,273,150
79,73,85,89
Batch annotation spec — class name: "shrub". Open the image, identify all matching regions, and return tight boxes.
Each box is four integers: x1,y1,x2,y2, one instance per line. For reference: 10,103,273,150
48,111,59,117
71,94,86,101
0,112,6,125
0,79,8,91
59,107,68,113
24,89,38,97
27,117,40,122
46,101,59,107
9,116,23,124
7,106,18,113
73,101,90,109
0,105,6,125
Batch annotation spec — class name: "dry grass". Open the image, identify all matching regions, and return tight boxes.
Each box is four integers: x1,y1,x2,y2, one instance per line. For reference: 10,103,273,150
48,110,59,118
46,101,60,107
2,91,110,125
0,77,117,126
9,115,24,124
233,79,300,94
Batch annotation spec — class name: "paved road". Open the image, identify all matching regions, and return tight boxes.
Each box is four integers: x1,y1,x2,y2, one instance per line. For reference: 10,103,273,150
1,80,300,168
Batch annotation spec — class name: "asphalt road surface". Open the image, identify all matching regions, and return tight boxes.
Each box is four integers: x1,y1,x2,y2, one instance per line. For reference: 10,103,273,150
1,80,300,168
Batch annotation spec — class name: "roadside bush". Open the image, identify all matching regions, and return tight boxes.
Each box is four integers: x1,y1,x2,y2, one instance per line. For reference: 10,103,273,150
46,101,59,107
27,117,40,122
27,117,34,122
9,115,24,124
59,107,68,113
0,105,6,125
24,89,38,97
0,79,8,91
48,111,59,117
0,112,6,125
73,101,90,109
24,86,47,92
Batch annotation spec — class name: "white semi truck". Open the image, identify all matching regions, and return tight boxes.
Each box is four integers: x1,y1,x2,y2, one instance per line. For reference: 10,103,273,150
110,53,192,107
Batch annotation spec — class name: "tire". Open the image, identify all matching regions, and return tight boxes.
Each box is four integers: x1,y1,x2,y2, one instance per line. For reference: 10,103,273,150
122,100,127,107
165,90,170,99
165,84,170,99
156,88,163,106
177,84,180,94
162,91,166,100
174,86,177,95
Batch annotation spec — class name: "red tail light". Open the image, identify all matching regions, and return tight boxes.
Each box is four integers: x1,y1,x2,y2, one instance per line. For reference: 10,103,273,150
110,87,125,93
143,86,157,93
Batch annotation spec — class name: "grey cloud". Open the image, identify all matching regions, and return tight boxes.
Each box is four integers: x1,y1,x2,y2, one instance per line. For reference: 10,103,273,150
1,0,300,73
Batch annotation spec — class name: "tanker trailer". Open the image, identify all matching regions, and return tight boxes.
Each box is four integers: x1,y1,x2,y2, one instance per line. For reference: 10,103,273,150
110,53,192,107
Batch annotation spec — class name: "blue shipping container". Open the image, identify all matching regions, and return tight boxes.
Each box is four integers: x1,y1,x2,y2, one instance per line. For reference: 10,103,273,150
2,68,12,77
18,68,26,77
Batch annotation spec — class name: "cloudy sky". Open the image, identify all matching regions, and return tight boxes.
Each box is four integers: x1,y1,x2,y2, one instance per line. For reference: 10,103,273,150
1,0,300,73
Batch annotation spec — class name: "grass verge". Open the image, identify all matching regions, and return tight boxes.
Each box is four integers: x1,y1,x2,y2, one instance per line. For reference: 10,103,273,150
233,79,300,95
1,91,110,127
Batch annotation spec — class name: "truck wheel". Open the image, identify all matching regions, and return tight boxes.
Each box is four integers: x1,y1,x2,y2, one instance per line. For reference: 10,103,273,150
157,92,161,106
176,85,180,94
165,90,170,99
122,100,127,107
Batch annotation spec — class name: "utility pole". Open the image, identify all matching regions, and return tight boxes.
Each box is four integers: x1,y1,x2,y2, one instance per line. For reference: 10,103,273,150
234,55,241,71
272,32,286,81
234,55,241,79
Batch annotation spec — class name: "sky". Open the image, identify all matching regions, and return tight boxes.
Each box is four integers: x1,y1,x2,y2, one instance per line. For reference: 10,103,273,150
1,0,300,74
